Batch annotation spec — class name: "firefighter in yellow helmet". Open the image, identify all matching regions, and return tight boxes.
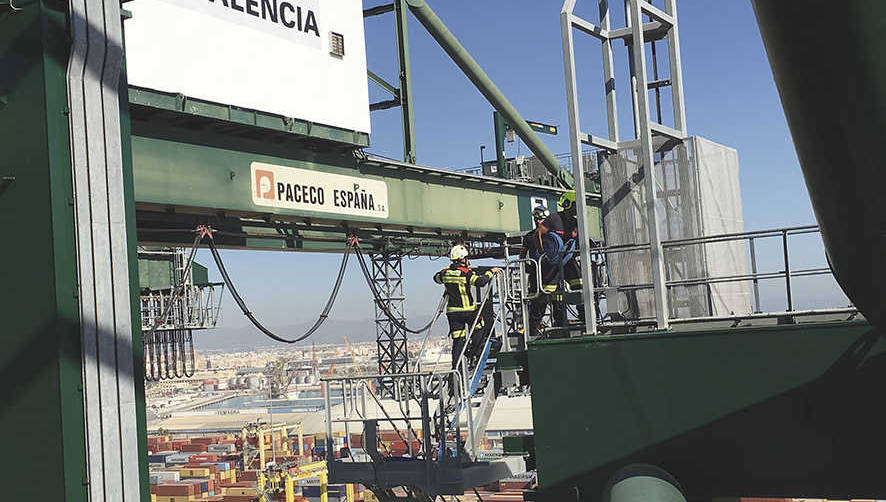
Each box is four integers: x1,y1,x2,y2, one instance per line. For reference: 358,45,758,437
557,190,601,322
523,205,566,337
434,245,500,370
557,191,582,292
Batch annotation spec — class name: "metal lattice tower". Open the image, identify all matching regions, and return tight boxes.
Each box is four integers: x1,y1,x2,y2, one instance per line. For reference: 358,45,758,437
561,0,688,330
371,252,410,396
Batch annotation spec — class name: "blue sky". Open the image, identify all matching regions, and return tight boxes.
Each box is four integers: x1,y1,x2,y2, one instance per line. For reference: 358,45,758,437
193,1,847,347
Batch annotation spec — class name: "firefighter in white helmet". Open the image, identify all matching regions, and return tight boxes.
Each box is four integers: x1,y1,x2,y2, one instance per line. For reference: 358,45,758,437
434,245,500,370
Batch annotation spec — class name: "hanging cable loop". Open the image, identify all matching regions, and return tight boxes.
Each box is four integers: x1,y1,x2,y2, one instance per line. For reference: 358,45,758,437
350,242,446,335
205,231,352,344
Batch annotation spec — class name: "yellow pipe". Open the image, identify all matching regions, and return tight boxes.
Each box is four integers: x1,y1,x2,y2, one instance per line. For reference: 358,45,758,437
285,475,295,502
258,472,267,492
320,472,328,502
346,483,355,502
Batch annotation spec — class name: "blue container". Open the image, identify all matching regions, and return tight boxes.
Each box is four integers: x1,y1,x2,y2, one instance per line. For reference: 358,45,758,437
303,485,321,497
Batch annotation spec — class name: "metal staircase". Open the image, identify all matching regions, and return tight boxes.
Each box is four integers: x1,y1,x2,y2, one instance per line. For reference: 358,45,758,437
321,270,525,497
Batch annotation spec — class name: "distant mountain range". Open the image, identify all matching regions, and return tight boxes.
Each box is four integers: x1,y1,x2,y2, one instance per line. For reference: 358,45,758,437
192,317,448,351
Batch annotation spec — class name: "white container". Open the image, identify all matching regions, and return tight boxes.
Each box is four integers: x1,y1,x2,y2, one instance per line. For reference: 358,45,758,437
150,470,181,483
208,443,236,453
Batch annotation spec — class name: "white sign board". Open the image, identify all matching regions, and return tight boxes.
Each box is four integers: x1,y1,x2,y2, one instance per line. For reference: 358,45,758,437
251,162,389,218
124,0,371,133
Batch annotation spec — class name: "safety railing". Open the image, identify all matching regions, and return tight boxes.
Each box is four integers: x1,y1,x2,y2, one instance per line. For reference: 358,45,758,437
140,282,225,331
505,258,543,301
322,270,507,466
578,224,857,325
321,370,475,463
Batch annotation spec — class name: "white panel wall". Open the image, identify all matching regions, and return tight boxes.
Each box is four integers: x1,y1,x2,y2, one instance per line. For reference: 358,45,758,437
125,0,370,133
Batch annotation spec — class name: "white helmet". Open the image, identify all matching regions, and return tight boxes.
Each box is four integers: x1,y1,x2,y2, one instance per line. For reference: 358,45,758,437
449,244,469,261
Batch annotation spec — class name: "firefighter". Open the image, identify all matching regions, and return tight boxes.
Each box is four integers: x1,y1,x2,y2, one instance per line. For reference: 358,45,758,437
523,206,566,338
557,190,602,322
434,245,500,370
557,191,581,290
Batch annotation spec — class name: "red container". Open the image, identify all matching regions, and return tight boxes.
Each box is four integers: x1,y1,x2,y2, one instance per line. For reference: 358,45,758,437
239,471,258,482
192,436,220,445
189,454,218,463
180,443,208,452
349,434,364,448
498,481,531,490
153,483,197,496
377,430,400,441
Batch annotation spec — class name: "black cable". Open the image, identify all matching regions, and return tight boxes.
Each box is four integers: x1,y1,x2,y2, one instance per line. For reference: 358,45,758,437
351,244,445,335
206,236,351,344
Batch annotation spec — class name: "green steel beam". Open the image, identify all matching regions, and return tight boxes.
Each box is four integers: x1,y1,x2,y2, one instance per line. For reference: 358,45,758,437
121,58,152,502
405,0,573,189
364,0,417,164
394,0,417,164
367,69,399,97
129,115,602,251
493,110,508,179
364,3,395,18
0,2,87,500
528,320,886,501
129,87,370,148
370,98,401,111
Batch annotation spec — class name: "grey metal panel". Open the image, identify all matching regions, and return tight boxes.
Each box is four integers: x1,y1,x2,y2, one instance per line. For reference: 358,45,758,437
65,0,103,497
66,0,141,498
102,0,142,496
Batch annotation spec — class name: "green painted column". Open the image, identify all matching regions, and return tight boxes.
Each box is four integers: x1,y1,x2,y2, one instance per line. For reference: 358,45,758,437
0,1,149,499
120,49,152,502
0,2,87,500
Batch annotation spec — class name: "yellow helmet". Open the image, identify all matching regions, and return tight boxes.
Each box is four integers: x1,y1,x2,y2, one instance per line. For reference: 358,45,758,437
449,244,469,261
559,190,576,210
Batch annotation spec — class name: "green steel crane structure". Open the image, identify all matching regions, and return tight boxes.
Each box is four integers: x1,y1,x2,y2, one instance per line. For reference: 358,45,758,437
3,0,885,501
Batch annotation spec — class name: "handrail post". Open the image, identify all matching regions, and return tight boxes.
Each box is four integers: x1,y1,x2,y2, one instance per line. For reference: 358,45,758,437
460,371,475,458
748,237,761,313
782,231,793,311
497,272,510,352
420,375,432,482
324,380,333,468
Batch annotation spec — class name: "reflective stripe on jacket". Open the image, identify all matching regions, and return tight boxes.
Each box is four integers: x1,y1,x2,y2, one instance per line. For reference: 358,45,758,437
434,265,493,313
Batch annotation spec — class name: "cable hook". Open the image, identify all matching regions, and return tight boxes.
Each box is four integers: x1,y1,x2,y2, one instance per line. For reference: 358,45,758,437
7,0,23,11
196,224,214,240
